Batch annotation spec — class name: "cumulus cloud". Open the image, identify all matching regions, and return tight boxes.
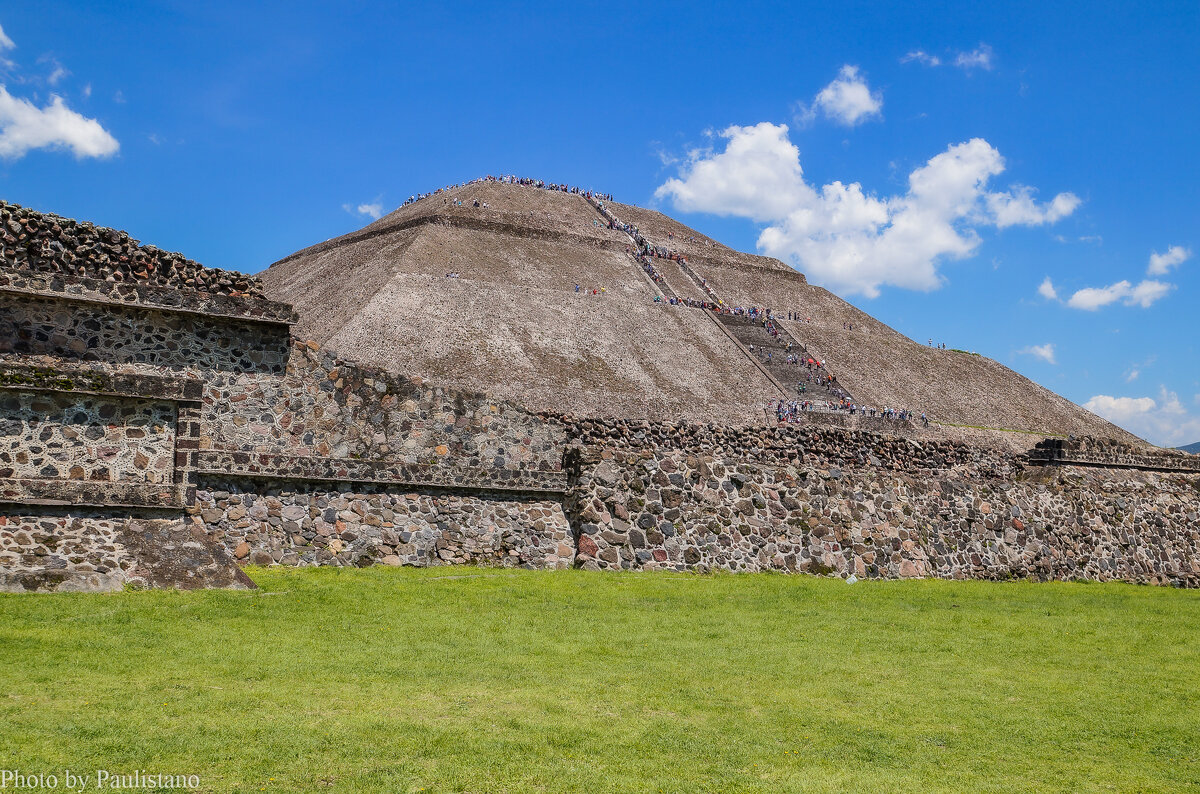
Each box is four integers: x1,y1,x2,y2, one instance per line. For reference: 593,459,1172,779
1147,245,1191,276
986,187,1081,228
1085,387,1200,447
954,44,994,71
343,201,384,220
1066,280,1130,310
1019,343,1056,364
0,85,118,159
1126,279,1174,307
655,125,1080,297
1065,279,1173,310
0,26,118,161
654,123,808,222
1054,245,1185,312
901,50,941,67
1037,276,1058,301
803,65,883,127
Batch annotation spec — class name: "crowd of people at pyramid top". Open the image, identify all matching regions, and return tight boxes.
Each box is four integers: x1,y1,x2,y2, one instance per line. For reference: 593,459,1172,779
400,175,614,208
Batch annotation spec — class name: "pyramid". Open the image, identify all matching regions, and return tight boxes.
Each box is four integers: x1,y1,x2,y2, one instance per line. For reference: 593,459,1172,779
261,179,1135,446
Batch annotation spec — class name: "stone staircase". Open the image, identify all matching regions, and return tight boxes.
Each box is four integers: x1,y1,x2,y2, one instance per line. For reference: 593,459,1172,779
631,251,679,301
715,314,850,404
578,193,854,412
578,194,676,301
669,238,854,406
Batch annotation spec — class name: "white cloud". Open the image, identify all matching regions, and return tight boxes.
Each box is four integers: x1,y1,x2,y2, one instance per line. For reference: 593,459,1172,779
1020,343,1056,364
1065,279,1173,310
985,187,1080,228
82,82,91,99
1067,280,1131,310
901,44,995,72
0,24,14,52
1124,355,1155,383
654,123,808,222
343,201,384,220
954,44,994,71
806,65,883,127
1126,279,1173,308
653,146,679,167
1037,276,1058,301
656,127,1080,297
0,85,118,159
901,50,941,67
1147,245,1191,276
1085,387,1200,447
1085,394,1157,420
38,55,69,86
1055,247,1184,312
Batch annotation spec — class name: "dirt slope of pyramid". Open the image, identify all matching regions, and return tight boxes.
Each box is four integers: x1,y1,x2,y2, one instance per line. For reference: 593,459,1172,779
262,180,1135,442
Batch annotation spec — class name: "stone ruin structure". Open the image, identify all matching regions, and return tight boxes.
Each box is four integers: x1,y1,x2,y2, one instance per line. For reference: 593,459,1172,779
1,198,1198,591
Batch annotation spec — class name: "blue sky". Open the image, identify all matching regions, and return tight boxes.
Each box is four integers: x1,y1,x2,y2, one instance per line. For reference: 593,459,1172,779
2,1,1197,445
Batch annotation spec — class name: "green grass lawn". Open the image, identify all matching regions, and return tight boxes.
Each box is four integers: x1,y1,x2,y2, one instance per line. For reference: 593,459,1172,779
1,568,1197,793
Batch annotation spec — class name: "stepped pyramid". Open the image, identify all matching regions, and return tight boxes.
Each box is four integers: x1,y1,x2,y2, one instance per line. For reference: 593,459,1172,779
262,179,1134,445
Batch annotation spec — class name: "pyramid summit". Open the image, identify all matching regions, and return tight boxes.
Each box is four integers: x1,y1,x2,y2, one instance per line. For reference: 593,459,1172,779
263,176,1131,447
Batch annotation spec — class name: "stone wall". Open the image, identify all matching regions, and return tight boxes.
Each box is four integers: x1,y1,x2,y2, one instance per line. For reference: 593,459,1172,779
0,390,175,483
1,200,263,297
0,238,570,589
0,508,252,592
551,414,1015,476
1,284,562,478
566,444,1200,586
192,480,573,570
1,290,292,374
1031,436,1200,473
203,340,564,473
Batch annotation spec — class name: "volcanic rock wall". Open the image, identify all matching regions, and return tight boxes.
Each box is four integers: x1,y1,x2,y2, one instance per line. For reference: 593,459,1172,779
562,420,1199,586
192,483,573,569
0,204,571,591
1,200,261,297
